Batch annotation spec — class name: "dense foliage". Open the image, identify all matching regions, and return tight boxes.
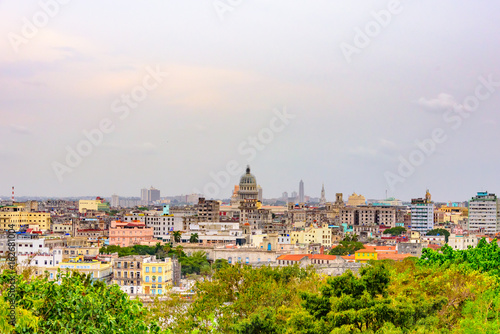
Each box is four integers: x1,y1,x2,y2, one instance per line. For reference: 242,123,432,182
329,235,365,255
0,270,160,334
151,240,500,333
419,237,500,276
382,227,406,236
177,250,210,276
5,238,500,333
100,243,172,259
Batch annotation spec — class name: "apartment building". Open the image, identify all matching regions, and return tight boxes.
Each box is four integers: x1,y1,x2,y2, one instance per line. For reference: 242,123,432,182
112,255,149,295
468,192,500,234
411,190,434,233
448,234,479,250
196,198,220,222
142,257,173,295
46,256,112,282
108,220,154,247
78,198,110,213
0,206,51,231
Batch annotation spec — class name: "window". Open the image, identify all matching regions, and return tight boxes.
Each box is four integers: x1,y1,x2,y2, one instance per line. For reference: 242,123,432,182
146,276,150,282
158,289,162,294
146,267,149,273
158,276,162,283
50,273,53,279
158,267,162,273
152,267,156,273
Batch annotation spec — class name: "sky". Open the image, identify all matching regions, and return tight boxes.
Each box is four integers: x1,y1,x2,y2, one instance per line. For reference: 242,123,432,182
1,0,500,202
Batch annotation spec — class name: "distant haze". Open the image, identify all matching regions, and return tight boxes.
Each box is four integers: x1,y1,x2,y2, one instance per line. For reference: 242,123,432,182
1,1,499,202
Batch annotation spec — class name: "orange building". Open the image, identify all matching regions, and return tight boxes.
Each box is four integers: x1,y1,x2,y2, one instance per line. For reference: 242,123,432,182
108,220,154,247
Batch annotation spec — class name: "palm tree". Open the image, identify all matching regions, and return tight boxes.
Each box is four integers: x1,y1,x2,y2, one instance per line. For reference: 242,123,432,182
173,231,181,243
175,245,184,257
190,233,199,244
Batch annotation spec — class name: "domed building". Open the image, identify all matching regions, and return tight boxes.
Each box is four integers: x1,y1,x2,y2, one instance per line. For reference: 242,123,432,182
238,165,259,201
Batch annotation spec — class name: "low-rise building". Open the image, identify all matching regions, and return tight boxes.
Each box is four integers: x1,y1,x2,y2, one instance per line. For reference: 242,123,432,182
447,234,478,250
108,220,154,247
46,256,112,282
0,206,51,231
142,257,174,295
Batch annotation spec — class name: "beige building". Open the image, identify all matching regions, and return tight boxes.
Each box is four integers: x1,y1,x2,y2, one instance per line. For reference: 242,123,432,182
347,193,366,206
45,256,112,281
0,206,51,231
78,199,110,213
448,234,478,250
63,246,100,258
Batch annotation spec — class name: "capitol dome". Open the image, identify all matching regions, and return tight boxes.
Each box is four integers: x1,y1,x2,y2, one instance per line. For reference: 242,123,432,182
240,165,257,186
238,165,259,201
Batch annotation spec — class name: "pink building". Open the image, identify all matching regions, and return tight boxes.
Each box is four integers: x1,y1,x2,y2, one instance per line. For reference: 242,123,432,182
109,220,154,247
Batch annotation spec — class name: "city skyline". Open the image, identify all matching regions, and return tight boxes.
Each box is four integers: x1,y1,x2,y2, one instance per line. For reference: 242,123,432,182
2,1,500,200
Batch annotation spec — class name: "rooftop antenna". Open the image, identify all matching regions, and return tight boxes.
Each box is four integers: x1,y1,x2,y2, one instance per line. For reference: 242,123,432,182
12,186,14,202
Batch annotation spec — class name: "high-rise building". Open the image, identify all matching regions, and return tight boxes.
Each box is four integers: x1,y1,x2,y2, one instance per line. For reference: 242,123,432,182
111,194,120,208
141,189,148,203
299,180,305,203
149,187,160,202
291,191,298,202
140,187,161,204
468,192,500,234
410,189,434,234
258,186,263,202
282,192,288,202
196,197,220,222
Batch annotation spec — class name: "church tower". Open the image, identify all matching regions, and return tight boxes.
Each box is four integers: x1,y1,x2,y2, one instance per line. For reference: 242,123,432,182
320,183,326,206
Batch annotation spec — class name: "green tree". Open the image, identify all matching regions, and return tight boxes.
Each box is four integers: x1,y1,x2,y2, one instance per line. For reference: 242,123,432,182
190,233,199,244
299,263,446,333
0,271,160,333
173,231,182,243
329,235,364,256
383,226,407,236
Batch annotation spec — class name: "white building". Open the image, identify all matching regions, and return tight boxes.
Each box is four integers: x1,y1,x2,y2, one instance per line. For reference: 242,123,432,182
468,192,500,234
411,190,434,234
111,194,120,208
448,234,479,250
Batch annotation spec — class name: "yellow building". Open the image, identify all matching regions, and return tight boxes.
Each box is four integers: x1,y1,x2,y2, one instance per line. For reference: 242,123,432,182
142,257,173,295
304,226,333,247
78,200,110,213
63,247,100,258
354,246,398,263
45,256,112,281
289,226,333,247
354,247,378,263
0,207,51,231
347,193,366,206
290,231,305,245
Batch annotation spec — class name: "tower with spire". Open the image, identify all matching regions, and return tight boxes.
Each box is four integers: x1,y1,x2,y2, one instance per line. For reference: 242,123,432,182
320,183,326,206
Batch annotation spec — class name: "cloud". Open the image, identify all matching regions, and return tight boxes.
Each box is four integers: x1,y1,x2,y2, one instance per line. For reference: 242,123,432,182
417,93,460,112
102,142,158,154
10,124,31,134
348,138,400,159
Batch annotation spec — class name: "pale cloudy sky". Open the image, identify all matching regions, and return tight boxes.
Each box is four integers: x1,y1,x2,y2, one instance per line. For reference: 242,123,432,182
1,0,499,202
